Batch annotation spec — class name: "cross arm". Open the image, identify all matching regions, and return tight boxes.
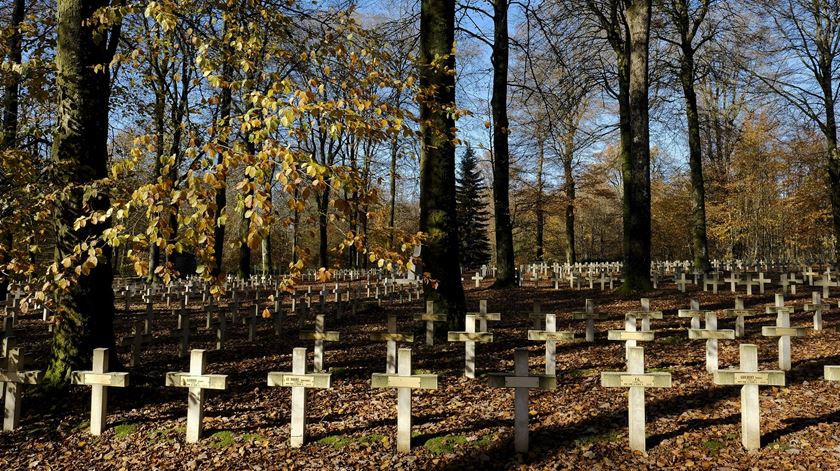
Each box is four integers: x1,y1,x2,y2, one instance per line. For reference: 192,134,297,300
165,372,228,390
447,332,493,342
487,374,556,390
371,373,438,389
267,372,331,388
0,370,42,384
600,372,672,388
299,331,341,341
72,371,129,387
713,370,785,386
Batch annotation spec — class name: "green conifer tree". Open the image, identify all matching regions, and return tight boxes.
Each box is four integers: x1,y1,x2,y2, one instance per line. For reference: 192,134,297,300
456,144,492,269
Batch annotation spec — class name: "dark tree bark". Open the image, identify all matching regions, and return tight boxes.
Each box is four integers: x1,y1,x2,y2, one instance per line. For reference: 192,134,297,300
622,0,653,291
147,58,166,282
666,0,711,272
419,0,466,329
238,139,254,279
535,137,545,262
0,0,24,301
490,0,515,288
562,125,577,264
211,20,233,279
388,135,398,250
46,0,122,387
586,0,649,289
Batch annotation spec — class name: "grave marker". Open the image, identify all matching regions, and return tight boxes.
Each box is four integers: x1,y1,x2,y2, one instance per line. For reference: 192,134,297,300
371,348,437,452
165,349,228,443
1,348,42,431
527,313,574,375
713,344,785,450
71,348,129,435
448,314,493,378
467,300,500,332
369,313,414,374
761,294,808,371
267,348,332,447
488,348,556,453
600,346,671,452
299,314,340,372
413,301,445,346
119,320,151,368
572,299,606,342
803,291,829,331
687,311,734,372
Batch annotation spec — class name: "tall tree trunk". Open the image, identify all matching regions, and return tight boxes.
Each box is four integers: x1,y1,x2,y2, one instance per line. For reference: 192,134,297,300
46,0,121,387
822,71,840,265
0,0,24,301
388,135,398,249
621,0,653,292
670,0,712,272
681,51,711,272
238,139,254,279
563,133,577,264
535,137,545,262
490,0,515,288
317,186,330,268
147,67,165,282
211,20,233,279
419,0,466,329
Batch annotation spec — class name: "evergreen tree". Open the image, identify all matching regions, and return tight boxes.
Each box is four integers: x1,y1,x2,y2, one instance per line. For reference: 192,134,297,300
456,144,492,269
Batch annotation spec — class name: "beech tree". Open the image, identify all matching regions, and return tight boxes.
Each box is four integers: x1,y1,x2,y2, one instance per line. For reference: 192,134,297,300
660,0,715,272
46,0,123,386
419,0,466,328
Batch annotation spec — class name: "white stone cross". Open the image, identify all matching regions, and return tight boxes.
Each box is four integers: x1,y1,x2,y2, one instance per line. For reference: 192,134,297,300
119,320,151,368
467,300,500,332
703,272,723,294
804,291,828,331
675,272,689,292
721,297,758,337
472,272,483,288
527,313,574,375
724,272,740,293
741,274,759,296
609,312,656,360
369,313,414,374
448,314,493,378
0,348,43,432
825,364,840,382
299,313,340,372
572,299,606,342
71,348,129,435
371,348,437,452
627,298,662,332
713,344,785,450
267,347,332,447
761,293,808,371
1,348,42,431
165,349,228,443
413,301,445,346
488,348,556,453
527,301,543,329
600,346,672,452
688,311,734,372
677,299,708,330
814,275,838,298
171,310,191,358
143,298,155,335
756,272,772,294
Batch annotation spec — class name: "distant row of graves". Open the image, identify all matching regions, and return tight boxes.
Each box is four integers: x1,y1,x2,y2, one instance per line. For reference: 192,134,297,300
1,259,839,455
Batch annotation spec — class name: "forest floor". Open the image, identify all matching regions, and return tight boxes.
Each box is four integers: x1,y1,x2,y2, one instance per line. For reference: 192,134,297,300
2,279,840,470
